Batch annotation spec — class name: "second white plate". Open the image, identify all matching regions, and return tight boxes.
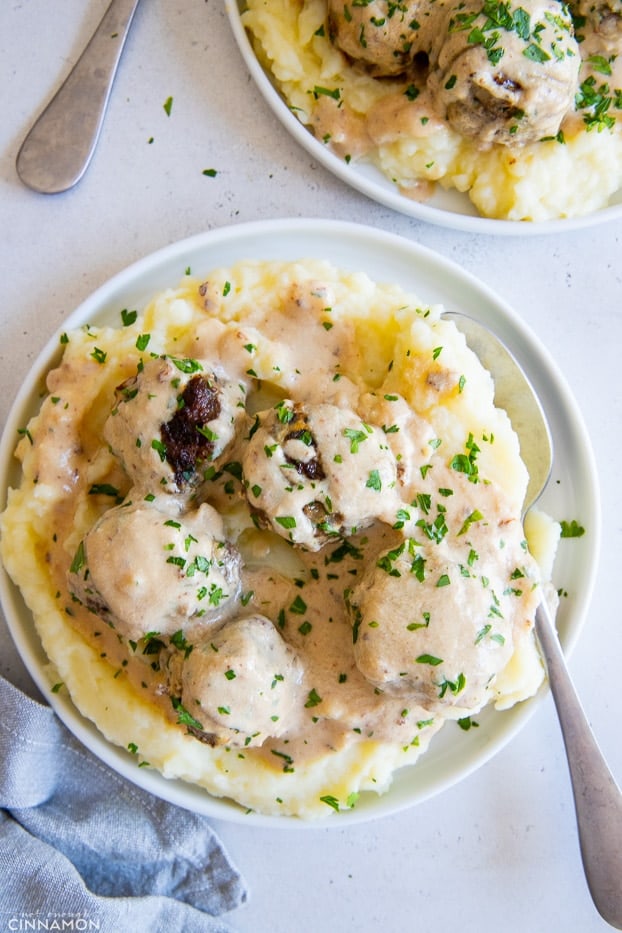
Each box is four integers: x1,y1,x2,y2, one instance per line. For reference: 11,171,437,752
226,0,622,236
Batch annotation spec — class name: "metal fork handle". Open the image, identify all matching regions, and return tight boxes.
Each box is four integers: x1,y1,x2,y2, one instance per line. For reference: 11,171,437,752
535,600,622,929
16,0,141,194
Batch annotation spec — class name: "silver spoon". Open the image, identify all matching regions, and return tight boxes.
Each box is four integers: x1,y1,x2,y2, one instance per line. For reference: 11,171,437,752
16,0,141,194
443,311,622,929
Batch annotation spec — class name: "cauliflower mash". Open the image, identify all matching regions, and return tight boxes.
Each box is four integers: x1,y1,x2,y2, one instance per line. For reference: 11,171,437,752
0,259,558,818
241,0,622,220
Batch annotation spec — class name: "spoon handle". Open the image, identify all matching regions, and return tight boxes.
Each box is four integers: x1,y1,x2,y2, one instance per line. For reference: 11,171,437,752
535,601,622,929
16,0,141,194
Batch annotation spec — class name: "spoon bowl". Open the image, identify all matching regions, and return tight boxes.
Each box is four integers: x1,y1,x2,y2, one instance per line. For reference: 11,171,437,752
442,311,553,513
445,310,622,930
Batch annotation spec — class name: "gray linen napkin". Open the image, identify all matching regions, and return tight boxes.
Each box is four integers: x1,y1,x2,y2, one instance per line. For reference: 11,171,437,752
0,674,248,932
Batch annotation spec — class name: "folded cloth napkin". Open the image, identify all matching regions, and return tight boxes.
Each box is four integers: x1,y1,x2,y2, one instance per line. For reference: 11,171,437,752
0,674,248,932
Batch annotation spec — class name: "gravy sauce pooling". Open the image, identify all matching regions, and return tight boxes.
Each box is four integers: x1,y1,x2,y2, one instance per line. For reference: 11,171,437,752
0,260,558,817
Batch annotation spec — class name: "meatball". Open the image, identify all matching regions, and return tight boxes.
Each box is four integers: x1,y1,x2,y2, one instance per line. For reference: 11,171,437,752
68,498,241,643
348,538,519,713
328,0,431,76
180,615,303,747
104,356,246,495
242,400,402,550
427,0,581,147
569,0,622,41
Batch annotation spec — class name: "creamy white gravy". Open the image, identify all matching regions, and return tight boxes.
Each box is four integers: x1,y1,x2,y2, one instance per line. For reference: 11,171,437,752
24,267,542,775
315,0,622,154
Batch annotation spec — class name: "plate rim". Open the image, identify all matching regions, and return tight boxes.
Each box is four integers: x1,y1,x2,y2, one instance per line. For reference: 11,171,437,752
0,217,602,827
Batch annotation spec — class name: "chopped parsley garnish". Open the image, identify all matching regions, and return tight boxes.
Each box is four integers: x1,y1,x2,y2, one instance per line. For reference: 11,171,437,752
457,716,479,731
151,438,167,461
168,356,203,374
271,749,295,772
90,347,107,364
170,629,193,658
88,483,123,502
276,515,296,529
575,76,619,131
289,595,307,614
450,433,480,481
305,687,323,708
416,653,443,666
69,541,86,575
274,400,294,424
560,519,585,538
171,696,203,731
313,86,341,101
344,426,370,453
438,672,466,698
320,795,341,811
366,469,382,491
457,509,484,536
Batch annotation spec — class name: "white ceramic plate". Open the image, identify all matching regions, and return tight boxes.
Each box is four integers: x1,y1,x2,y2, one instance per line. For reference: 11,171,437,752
0,219,600,826
225,0,622,236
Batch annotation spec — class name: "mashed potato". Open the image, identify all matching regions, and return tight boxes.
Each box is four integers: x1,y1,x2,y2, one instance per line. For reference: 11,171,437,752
241,0,622,221
0,259,559,818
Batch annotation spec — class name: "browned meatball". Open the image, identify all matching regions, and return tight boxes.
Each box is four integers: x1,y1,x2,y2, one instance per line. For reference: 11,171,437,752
427,0,581,147
348,520,541,714
68,498,241,643
242,400,402,550
327,0,433,76
327,0,582,148
180,615,303,747
104,356,246,495
570,0,622,41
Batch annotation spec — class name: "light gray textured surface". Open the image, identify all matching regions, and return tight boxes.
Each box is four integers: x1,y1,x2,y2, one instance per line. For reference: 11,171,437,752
1,1,621,930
